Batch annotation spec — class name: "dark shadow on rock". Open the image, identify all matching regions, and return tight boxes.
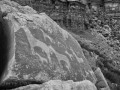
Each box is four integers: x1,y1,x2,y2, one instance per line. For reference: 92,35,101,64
0,19,10,83
0,79,44,89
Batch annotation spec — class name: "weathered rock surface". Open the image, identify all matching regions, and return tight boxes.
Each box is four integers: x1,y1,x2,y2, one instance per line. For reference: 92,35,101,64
70,30,113,65
12,80,97,90
79,31,114,60
0,0,96,85
70,27,118,90
94,67,110,90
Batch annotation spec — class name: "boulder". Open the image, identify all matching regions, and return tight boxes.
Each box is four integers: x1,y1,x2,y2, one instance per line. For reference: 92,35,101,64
12,80,97,90
0,0,96,87
94,67,110,90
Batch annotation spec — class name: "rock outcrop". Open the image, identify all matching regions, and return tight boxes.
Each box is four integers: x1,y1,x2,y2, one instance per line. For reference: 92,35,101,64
0,0,97,89
94,67,110,90
12,80,97,90
71,20,120,89
71,30,113,64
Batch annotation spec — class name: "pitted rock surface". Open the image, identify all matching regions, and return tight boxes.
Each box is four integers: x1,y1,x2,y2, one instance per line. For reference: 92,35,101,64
0,0,96,84
12,80,97,90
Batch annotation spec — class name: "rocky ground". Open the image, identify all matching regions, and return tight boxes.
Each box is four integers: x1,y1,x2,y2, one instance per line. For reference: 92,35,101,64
70,10,120,90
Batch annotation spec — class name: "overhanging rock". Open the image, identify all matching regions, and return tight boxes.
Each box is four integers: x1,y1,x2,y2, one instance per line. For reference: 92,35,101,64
0,0,96,86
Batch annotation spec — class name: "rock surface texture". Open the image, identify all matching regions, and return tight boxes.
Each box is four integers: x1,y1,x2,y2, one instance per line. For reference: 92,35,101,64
12,80,97,90
0,0,96,86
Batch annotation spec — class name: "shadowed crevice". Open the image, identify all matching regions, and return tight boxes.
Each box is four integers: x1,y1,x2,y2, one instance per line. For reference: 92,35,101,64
0,19,10,83
0,79,44,89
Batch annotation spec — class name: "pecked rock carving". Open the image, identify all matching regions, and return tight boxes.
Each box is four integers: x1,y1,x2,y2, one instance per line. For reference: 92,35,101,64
0,0,97,89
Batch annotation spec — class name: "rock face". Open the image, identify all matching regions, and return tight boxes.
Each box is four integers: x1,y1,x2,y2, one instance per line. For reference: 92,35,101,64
78,31,114,60
71,30,113,65
0,0,96,85
12,80,97,90
70,25,118,89
94,67,110,90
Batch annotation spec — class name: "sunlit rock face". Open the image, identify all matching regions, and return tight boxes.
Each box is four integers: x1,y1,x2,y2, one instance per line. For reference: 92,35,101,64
12,80,97,90
0,0,96,84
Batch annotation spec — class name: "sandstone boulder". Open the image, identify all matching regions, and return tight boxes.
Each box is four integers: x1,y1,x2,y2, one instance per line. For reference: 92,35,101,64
94,67,110,90
0,0,96,86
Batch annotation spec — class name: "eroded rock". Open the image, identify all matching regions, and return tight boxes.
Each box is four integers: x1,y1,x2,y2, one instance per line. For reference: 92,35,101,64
0,0,96,86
